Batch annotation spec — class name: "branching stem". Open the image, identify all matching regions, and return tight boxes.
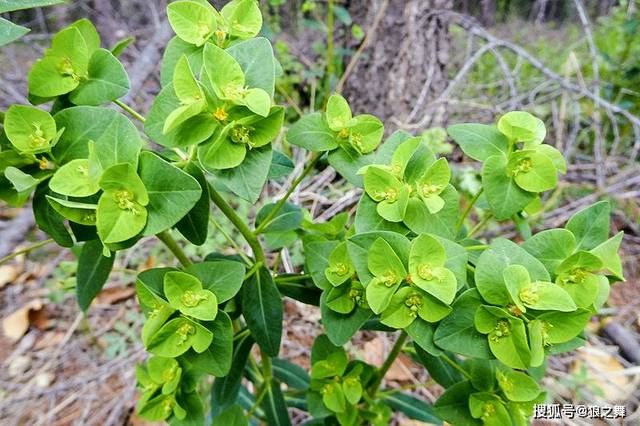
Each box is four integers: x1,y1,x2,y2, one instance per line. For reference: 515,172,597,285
456,188,483,235
0,238,54,266
113,99,146,123
254,152,322,234
208,183,265,264
441,353,472,380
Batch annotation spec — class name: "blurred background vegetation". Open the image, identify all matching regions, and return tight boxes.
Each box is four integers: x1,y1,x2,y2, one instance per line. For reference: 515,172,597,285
1,1,639,425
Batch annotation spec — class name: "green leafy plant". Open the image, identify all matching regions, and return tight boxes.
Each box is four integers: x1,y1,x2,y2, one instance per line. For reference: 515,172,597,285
0,1,624,425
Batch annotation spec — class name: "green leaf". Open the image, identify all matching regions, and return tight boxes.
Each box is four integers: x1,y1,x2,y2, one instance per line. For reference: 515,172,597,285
110,36,135,57
409,234,456,304
212,144,272,203
99,163,148,203
414,345,463,387
348,114,384,154
163,100,207,134
4,167,39,194
591,231,624,280
403,185,460,239
172,54,204,104
354,194,409,234
521,229,576,275
0,18,29,46
227,37,276,97
76,239,115,311
176,163,210,246
326,93,352,131
268,150,294,180
242,266,282,356
497,369,540,402
183,310,234,376
273,358,310,390
407,318,443,356
186,260,246,303
536,308,591,344
320,291,372,346
303,238,338,290
212,405,248,426
482,154,534,220
221,0,263,39
0,0,66,13
70,48,129,105
160,36,204,87
324,242,354,287
434,381,481,426
477,308,531,369
145,84,215,148
49,159,100,197
327,146,374,187
28,27,89,97
147,316,213,357
167,0,216,47
366,238,407,314
211,333,254,415
262,380,292,426
138,151,202,235
508,150,557,193
68,18,100,53
363,167,406,222
4,105,57,153
497,111,546,144
475,238,549,305
466,359,496,392
256,201,303,233
447,123,509,162
46,196,97,225
32,184,73,247
321,381,346,413
164,271,217,321
468,392,511,425
433,289,493,359
347,231,410,286
53,106,143,164
96,190,147,244
535,144,566,173
566,201,610,250
381,392,442,424
287,112,337,151
202,42,245,97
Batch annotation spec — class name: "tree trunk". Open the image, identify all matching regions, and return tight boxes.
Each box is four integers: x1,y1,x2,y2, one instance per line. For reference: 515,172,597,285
343,0,452,130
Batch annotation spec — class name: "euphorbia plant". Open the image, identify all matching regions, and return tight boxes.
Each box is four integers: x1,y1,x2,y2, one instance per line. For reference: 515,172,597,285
0,1,624,425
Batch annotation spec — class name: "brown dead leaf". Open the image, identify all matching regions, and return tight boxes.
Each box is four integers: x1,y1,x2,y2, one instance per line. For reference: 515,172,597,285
0,264,21,288
2,299,44,342
386,353,414,381
363,338,385,366
573,346,633,402
95,286,135,306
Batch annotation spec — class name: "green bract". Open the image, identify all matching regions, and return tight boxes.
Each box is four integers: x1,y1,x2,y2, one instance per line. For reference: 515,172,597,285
2,5,624,426
4,105,60,154
28,19,129,104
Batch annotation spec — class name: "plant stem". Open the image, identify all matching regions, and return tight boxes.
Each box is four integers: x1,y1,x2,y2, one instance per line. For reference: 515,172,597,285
468,213,493,238
456,188,483,235
464,244,489,251
247,351,273,418
441,353,472,380
274,273,310,283
254,152,322,235
325,0,335,99
208,183,265,264
156,230,193,267
0,238,55,266
243,261,263,281
369,330,408,396
208,216,252,265
113,99,146,123
511,212,532,240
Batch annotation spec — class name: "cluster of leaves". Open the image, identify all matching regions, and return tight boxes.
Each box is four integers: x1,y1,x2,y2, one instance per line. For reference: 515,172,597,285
0,1,625,425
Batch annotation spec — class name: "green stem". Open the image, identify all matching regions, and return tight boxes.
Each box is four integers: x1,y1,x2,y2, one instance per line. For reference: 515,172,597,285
511,213,532,240
325,0,335,98
244,261,263,281
456,188,483,235
208,216,252,265
113,99,146,123
468,213,493,238
0,238,54,266
156,230,193,267
369,331,408,396
254,152,322,235
274,273,310,283
208,183,265,263
247,352,273,418
441,354,472,380
464,244,489,251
